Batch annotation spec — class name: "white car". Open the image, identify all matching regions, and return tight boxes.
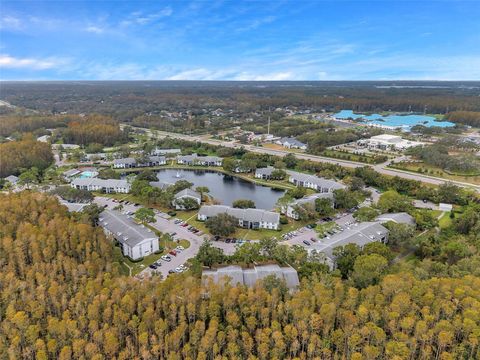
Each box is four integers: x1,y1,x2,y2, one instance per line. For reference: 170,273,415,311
176,246,185,251
161,255,172,262
174,267,183,273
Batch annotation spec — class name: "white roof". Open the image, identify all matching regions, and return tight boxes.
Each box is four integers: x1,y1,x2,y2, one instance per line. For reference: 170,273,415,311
439,203,453,211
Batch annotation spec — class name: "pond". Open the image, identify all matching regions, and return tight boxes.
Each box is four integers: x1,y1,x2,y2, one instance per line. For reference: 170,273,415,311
333,110,455,130
155,169,285,210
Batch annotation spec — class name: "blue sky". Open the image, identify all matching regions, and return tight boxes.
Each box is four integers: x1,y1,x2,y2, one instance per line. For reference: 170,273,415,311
1,0,479,80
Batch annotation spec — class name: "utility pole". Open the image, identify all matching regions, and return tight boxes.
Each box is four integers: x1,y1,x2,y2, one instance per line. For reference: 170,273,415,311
267,116,271,135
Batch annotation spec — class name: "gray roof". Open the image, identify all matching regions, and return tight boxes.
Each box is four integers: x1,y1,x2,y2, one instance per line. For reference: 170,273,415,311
375,212,415,226
288,170,346,191
279,137,307,147
98,209,157,247
149,180,173,189
63,168,81,177
203,264,299,289
113,157,136,165
312,222,389,259
5,175,19,183
291,192,334,207
255,167,275,176
152,148,181,155
175,188,201,201
71,178,130,189
177,153,223,163
199,205,280,224
148,155,166,162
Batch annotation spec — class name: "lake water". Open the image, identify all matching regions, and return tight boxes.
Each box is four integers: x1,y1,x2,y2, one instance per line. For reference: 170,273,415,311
333,110,455,130
155,169,285,210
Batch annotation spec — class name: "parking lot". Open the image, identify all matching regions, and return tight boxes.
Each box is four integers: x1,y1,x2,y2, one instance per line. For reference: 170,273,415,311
94,196,238,278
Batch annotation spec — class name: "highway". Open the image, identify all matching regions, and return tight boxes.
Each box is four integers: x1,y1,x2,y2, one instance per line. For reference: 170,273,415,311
123,124,480,192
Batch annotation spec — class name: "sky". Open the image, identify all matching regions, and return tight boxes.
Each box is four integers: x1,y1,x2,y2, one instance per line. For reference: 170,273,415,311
0,0,479,81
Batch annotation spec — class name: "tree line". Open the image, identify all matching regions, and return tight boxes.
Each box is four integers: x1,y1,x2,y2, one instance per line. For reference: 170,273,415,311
0,136,54,177
1,191,480,359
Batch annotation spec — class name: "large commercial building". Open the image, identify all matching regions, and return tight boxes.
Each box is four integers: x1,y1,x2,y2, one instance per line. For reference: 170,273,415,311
357,134,424,150
198,205,280,230
99,210,159,260
71,178,131,193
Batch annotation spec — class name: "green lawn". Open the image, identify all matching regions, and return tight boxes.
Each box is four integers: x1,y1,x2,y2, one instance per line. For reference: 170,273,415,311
439,211,455,229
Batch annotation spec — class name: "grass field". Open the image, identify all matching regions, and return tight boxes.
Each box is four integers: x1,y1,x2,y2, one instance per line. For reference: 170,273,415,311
389,162,480,185
320,149,387,164
439,211,455,229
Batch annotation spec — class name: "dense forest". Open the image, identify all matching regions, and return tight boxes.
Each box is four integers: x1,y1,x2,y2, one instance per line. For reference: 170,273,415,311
1,185,480,359
2,81,480,120
446,111,480,128
60,115,127,146
0,137,54,177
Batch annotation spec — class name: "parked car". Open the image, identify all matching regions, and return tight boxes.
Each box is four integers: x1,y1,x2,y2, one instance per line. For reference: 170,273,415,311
176,246,185,251
161,255,171,262
174,267,183,273
148,264,157,269
169,250,177,256
168,269,176,274
303,240,311,246
310,237,317,242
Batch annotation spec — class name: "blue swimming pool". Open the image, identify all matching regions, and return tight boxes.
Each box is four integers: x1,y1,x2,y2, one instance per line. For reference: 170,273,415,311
80,171,96,178
333,110,455,130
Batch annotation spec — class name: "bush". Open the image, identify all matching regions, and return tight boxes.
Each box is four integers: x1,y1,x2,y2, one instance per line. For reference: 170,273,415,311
168,211,177,216
280,216,289,224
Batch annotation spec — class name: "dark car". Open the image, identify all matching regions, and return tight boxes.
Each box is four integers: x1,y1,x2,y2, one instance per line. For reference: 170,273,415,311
225,238,231,243
168,269,176,274
303,240,311,246
149,264,157,269
169,250,177,256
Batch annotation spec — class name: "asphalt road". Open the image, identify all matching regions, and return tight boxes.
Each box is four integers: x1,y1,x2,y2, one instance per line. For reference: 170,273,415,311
123,124,480,192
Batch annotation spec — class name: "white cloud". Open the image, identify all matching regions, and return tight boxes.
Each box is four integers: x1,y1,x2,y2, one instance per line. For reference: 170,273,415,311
237,15,276,32
233,71,295,81
85,26,105,34
121,7,173,26
167,68,230,81
0,54,63,70
0,15,23,30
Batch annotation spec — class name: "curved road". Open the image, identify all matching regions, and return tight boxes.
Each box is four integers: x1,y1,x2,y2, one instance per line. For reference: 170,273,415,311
123,125,480,192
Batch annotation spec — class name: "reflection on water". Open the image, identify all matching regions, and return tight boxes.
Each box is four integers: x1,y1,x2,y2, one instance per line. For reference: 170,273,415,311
156,169,285,210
